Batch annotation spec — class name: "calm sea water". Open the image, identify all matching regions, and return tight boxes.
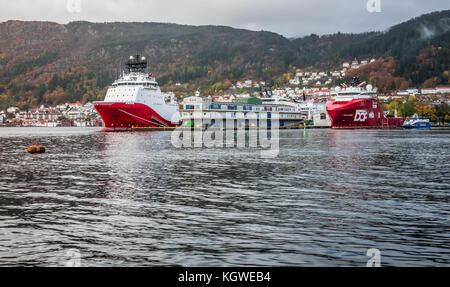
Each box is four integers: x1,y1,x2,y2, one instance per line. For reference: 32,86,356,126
0,127,448,266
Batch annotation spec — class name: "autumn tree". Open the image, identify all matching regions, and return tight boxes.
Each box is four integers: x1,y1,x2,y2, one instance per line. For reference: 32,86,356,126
414,102,433,118
399,102,416,118
434,103,450,126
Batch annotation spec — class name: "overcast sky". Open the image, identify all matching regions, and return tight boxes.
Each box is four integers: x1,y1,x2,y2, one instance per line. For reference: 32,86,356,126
0,0,449,37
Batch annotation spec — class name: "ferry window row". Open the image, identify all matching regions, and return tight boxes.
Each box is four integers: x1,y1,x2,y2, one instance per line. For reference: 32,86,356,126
207,105,277,112
113,83,157,87
184,104,296,113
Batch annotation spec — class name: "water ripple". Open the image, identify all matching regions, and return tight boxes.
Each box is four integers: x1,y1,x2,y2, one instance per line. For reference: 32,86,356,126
0,127,449,266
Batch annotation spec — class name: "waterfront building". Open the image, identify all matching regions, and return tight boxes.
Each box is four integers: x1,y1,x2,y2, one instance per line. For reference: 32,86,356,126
298,101,331,127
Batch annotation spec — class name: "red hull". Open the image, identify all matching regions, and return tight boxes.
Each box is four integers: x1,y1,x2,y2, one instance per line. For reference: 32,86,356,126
94,102,177,129
326,98,403,129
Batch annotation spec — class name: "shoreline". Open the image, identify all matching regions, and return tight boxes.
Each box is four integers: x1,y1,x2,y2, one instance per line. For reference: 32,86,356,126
1,125,450,130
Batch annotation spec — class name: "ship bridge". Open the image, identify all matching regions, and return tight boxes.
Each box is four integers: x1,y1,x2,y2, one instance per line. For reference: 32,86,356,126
333,86,377,102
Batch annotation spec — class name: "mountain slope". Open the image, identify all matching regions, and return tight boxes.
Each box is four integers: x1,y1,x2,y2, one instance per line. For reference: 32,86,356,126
0,21,303,109
291,10,450,86
291,32,379,68
0,10,449,109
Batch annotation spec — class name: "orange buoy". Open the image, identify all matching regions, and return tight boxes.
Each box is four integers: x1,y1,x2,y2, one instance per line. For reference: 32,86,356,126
27,144,46,154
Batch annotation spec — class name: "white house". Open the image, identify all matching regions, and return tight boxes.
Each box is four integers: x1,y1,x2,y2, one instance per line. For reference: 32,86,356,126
407,88,419,94
289,78,300,85
6,107,19,114
331,71,341,77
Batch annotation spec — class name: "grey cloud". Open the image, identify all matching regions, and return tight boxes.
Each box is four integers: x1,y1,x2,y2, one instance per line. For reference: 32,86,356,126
0,0,449,37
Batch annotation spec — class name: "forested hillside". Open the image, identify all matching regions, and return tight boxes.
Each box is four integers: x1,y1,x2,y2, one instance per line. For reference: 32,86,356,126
0,10,448,109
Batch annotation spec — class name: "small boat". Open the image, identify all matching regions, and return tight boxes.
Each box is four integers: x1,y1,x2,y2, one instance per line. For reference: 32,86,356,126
403,114,431,129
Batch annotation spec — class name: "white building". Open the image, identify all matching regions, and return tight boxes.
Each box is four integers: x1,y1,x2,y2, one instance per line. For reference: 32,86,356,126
313,111,332,127
436,86,450,94
331,71,341,77
6,107,19,114
289,78,300,85
397,91,410,96
407,88,419,95
421,88,437,95
397,91,410,97
298,101,331,127
351,60,360,70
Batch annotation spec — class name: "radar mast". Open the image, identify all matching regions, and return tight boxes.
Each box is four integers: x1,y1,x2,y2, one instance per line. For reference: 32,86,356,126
125,55,148,74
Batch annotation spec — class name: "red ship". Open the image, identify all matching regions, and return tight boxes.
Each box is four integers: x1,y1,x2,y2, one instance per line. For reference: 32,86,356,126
326,78,403,129
94,55,180,130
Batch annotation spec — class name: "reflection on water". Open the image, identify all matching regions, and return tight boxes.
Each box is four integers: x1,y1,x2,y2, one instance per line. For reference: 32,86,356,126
0,127,449,266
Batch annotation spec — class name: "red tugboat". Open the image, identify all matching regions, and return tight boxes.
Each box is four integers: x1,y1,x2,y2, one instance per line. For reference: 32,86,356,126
326,77,403,129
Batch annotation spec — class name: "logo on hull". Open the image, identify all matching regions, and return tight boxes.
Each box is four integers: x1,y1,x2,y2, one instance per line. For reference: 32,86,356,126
354,110,368,122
